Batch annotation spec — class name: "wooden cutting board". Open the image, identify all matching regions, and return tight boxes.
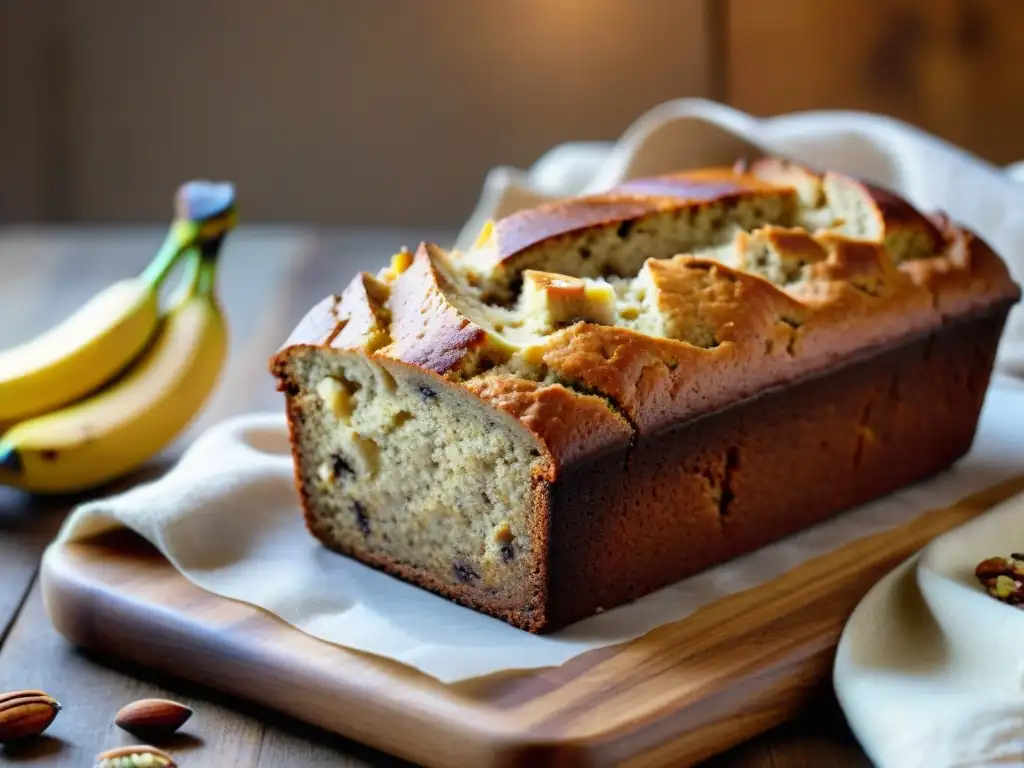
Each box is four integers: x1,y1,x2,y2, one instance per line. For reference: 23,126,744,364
39,475,1024,768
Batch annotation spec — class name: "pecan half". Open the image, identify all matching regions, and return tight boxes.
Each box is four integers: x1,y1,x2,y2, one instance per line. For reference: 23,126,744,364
975,554,1024,606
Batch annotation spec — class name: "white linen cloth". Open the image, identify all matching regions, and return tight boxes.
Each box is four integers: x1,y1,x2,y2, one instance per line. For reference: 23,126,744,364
53,99,1024,685
834,465,1024,768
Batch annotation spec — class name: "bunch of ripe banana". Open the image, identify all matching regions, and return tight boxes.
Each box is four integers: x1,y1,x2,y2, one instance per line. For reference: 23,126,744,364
0,181,238,495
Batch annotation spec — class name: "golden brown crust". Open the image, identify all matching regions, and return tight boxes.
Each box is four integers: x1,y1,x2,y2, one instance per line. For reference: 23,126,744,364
901,213,1018,317
646,256,806,347
611,167,780,198
462,376,633,470
276,158,1020,444
330,272,391,351
751,157,946,261
478,168,796,272
856,180,945,252
276,271,392,353
746,156,824,206
524,321,784,433
544,308,1008,630
515,260,806,431
279,294,341,351
381,242,491,377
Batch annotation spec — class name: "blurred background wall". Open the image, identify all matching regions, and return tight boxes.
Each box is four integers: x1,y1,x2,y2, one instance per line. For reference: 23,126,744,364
2,0,1022,228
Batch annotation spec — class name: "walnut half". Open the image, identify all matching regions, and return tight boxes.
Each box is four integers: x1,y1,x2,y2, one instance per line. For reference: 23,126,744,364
975,554,1024,607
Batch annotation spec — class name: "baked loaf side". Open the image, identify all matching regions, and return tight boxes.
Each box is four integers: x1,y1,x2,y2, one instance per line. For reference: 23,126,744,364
272,158,1020,632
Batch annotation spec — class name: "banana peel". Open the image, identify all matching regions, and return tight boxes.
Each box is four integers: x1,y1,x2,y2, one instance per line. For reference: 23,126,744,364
0,181,237,494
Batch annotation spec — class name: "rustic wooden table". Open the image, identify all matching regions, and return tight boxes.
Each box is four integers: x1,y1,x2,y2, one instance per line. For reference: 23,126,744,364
0,228,871,767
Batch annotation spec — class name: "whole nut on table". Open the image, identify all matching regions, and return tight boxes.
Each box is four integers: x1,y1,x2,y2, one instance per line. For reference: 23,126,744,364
95,744,177,767
0,689,61,743
115,698,193,739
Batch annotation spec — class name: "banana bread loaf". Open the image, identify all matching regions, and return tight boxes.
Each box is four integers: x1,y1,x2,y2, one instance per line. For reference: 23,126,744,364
271,158,1020,633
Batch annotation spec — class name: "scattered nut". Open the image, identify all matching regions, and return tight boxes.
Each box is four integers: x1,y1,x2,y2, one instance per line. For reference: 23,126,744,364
95,744,176,767
114,698,193,739
0,689,61,743
975,554,1024,606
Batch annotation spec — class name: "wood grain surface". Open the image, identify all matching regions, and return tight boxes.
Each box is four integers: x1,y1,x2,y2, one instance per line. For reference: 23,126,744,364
6,1,1024,226
0,0,713,226
0,226,943,766
39,475,1024,768
727,0,1024,165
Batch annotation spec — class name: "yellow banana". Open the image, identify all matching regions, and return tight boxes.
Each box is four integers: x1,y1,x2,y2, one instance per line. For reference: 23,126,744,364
0,278,161,423
0,251,228,494
0,180,237,424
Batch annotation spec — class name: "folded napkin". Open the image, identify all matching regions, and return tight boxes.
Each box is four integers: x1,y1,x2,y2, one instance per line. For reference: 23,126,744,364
54,100,1024,684
835,473,1024,767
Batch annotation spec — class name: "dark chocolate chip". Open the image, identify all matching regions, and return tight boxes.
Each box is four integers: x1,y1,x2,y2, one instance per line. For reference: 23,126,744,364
453,561,480,583
616,219,635,239
500,544,515,563
331,454,355,478
353,501,371,537
418,385,438,402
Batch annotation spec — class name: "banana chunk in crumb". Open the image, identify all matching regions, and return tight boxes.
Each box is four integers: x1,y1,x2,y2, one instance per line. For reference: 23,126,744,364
317,376,355,421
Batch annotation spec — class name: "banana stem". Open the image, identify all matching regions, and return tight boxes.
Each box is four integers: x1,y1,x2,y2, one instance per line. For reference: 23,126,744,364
178,248,202,294
141,220,197,289
194,254,220,298
165,232,226,305
143,180,237,290
194,235,224,298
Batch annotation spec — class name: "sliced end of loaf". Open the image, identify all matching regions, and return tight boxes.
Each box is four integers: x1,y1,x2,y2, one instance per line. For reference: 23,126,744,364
272,346,552,631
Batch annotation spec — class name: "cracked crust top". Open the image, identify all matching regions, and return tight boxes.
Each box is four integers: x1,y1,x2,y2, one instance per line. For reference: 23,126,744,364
272,157,1021,467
